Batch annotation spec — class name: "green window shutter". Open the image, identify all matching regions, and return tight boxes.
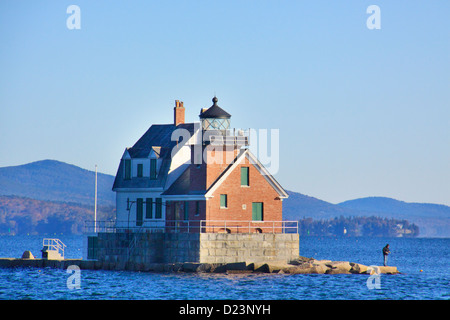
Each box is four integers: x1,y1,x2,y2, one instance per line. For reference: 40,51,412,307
137,164,143,177
150,159,157,179
87,236,98,260
195,201,200,216
124,160,131,180
146,198,153,219
155,198,162,219
241,167,249,186
184,201,189,220
252,202,263,221
136,198,144,226
220,194,227,208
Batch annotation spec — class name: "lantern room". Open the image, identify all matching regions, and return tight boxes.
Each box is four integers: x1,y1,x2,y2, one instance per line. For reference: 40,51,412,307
199,96,231,132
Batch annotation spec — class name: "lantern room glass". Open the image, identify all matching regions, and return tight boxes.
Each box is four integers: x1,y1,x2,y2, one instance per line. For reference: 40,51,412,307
201,118,230,131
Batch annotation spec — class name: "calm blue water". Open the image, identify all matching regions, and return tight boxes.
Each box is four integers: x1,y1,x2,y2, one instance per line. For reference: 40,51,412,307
0,235,448,300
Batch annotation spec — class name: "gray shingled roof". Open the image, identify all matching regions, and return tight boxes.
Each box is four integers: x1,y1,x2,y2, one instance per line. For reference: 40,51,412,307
161,165,193,195
129,123,195,158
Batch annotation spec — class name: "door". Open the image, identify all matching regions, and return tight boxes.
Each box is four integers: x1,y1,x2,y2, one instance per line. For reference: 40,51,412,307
252,202,263,221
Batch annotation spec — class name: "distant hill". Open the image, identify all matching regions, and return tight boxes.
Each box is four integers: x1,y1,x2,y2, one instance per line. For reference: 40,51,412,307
283,191,450,238
282,191,355,220
0,160,116,235
338,197,450,219
0,160,115,206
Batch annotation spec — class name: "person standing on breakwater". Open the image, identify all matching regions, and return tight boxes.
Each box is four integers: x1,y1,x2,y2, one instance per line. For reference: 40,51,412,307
382,244,390,266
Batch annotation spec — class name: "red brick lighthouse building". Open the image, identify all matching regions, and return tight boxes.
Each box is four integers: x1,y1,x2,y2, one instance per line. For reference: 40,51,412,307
86,97,298,264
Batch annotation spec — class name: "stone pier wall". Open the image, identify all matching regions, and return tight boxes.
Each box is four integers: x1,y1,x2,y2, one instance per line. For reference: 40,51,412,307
199,233,299,263
96,232,201,264
93,232,299,264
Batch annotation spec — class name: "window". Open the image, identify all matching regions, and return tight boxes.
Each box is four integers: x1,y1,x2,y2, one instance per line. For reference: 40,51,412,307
241,167,249,186
137,164,143,177
136,198,144,226
252,202,263,221
146,198,153,219
124,159,131,180
220,194,228,209
155,198,162,219
184,201,189,220
150,159,157,179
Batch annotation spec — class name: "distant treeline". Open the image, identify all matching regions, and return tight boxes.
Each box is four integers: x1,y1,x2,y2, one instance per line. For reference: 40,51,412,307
0,195,115,235
298,216,419,237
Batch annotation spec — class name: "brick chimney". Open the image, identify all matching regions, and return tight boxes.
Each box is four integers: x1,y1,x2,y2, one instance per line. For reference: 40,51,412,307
174,100,185,126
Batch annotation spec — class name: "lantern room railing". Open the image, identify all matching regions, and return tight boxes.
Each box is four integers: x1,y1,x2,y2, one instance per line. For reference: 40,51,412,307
202,128,250,147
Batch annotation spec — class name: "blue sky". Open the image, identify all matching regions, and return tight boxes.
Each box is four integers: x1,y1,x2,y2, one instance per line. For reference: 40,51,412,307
0,1,449,205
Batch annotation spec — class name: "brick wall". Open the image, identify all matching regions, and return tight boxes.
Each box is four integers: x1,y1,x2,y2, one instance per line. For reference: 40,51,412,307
206,156,283,233
204,146,240,189
165,200,206,226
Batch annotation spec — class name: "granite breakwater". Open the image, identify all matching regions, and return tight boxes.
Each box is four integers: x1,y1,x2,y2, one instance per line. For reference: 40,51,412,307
0,256,399,275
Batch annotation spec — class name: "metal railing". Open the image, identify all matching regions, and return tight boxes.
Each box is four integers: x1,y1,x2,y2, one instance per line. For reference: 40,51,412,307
203,128,250,147
42,238,66,259
200,220,298,234
84,220,117,233
84,219,298,234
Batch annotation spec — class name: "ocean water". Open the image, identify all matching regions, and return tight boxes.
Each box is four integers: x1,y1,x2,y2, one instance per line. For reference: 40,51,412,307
0,235,448,300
